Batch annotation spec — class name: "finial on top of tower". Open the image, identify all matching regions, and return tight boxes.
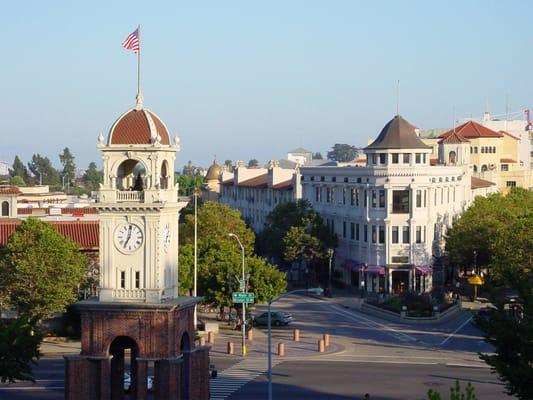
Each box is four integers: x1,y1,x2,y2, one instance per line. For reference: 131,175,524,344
135,92,144,110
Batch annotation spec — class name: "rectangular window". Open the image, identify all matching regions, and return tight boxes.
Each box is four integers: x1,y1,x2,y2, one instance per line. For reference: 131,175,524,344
371,190,377,208
372,225,377,243
416,190,422,207
356,189,360,206
350,188,356,205
315,186,320,202
379,190,385,208
423,190,427,207
343,221,347,238
403,153,410,164
326,187,331,203
402,226,410,244
356,223,360,240
135,271,140,289
392,153,399,164
423,153,427,163
350,222,355,240
343,188,346,205
392,226,399,243
501,164,509,172
416,226,422,243
415,153,421,163
506,181,517,187
379,225,385,244
363,190,367,207
392,190,410,213
120,271,126,289
364,225,368,242
379,153,386,164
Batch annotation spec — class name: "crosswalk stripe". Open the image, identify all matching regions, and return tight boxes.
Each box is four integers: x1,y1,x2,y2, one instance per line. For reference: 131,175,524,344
210,358,283,400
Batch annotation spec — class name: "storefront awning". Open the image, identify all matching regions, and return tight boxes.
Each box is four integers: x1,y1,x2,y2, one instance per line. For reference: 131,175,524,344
365,265,385,275
415,266,432,275
342,260,365,271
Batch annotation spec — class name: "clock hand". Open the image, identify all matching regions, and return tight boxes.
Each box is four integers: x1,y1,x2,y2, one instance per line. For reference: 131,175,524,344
124,226,132,246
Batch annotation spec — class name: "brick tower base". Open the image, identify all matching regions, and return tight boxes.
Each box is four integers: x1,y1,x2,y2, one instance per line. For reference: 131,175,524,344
64,298,210,400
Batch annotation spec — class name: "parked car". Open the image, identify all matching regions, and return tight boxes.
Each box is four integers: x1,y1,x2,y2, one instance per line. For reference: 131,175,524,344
253,311,293,327
124,372,154,392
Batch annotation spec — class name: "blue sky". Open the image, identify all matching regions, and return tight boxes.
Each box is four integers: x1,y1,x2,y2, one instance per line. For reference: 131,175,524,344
0,1,531,171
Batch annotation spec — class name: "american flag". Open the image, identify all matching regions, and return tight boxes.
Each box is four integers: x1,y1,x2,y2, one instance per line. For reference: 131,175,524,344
122,28,140,53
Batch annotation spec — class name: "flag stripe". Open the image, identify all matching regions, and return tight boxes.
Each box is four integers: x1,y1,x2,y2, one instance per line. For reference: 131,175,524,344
122,28,140,53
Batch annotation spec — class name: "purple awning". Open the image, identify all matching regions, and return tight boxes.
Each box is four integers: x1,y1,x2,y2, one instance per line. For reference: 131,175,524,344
415,266,432,275
343,260,364,271
365,265,385,275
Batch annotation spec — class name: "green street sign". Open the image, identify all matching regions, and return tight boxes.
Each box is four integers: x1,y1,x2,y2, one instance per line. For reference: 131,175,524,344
232,292,254,304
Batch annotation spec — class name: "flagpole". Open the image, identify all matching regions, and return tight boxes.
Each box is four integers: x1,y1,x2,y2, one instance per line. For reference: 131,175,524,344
137,24,141,97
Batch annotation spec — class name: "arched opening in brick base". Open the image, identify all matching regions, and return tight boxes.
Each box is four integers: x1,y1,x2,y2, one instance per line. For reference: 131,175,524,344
109,336,139,400
180,332,191,400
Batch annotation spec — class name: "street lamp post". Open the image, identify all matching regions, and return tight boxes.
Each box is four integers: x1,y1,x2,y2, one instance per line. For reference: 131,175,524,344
229,233,246,356
267,288,323,400
473,250,478,275
327,248,334,298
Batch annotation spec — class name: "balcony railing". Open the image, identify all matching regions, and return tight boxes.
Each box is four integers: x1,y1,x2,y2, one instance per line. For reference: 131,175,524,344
112,288,145,300
117,190,144,202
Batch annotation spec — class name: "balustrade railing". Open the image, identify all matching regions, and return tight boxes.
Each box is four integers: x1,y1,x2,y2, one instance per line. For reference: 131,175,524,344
117,190,144,202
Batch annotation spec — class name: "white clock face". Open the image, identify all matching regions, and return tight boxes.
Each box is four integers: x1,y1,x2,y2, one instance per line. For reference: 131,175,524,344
116,223,144,252
162,224,171,250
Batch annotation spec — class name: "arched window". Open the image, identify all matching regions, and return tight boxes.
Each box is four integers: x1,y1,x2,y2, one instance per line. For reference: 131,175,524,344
116,159,146,190
481,165,488,172
481,147,485,153
474,147,478,153
160,161,168,189
473,165,478,172
492,146,496,153
448,151,457,164
1,201,9,216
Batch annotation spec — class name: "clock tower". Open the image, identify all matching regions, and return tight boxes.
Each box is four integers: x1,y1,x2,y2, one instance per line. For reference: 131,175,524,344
96,93,183,303
64,94,210,400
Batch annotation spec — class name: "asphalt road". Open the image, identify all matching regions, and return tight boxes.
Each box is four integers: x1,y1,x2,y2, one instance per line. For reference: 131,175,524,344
0,294,512,399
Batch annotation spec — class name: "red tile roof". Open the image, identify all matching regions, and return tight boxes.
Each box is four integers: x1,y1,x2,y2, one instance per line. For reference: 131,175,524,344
440,121,503,139
16,207,97,216
500,158,517,163
0,221,99,250
271,179,293,190
437,131,469,144
471,176,496,189
109,109,170,145
0,186,22,195
238,174,268,188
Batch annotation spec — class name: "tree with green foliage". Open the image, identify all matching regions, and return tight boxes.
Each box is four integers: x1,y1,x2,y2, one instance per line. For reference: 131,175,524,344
427,380,478,400
0,218,87,320
27,154,60,186
9,175,25,186
0,316,42,383
10,156,27,183
283,226,323,269
83,162,103,192
59,147,76,185
446,188,533,399
176,173,204,196
326,144,360,162
312,152,323,160
178,202,286,307
247,159,259,168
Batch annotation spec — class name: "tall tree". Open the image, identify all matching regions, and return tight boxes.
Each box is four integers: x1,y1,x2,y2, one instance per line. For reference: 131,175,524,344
27,154,60,186
0,218,87,320
83,162,102,192
59,147,76,185
327,144,359,162
10,155,27,182
247,159,259,168
312,152,323,160
224,160,234,172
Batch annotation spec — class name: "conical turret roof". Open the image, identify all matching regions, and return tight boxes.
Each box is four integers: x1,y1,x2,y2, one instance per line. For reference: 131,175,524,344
366,115,431,150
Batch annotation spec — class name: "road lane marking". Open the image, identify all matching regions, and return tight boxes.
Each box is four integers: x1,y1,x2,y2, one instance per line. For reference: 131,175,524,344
439,316,473,346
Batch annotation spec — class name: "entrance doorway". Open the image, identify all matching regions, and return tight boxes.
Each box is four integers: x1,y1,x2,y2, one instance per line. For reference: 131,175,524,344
109,336,139,400
391,270,409,295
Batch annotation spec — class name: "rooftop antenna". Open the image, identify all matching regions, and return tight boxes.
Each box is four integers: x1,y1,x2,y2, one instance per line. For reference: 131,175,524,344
396,80,400,116
453,106,456,133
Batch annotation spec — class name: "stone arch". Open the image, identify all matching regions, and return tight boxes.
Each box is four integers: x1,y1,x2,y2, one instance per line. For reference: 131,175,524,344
115,158,148,190
108,336,140,399
1,201,9,217
448,151,456,165
180,332,191,400
160,160,169,189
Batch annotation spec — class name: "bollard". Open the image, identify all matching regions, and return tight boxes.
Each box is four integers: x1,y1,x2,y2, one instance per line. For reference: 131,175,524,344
293,329,300,342
278,343,285,357
247,329,253,341
323,334,330,347
199,337,206,346
227,342,234,355
318,339,325,353
208,331,215,344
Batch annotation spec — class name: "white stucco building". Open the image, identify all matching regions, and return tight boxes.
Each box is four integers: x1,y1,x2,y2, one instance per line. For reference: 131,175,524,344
219,160,301,232
300,115,484,295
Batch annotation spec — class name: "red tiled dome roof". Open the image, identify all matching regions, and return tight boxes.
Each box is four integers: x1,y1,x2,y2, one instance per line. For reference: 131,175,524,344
108,108,170,145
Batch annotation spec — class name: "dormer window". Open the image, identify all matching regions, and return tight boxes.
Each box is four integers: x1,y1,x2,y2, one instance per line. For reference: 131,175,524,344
403,154,410,164
379,154,386,164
